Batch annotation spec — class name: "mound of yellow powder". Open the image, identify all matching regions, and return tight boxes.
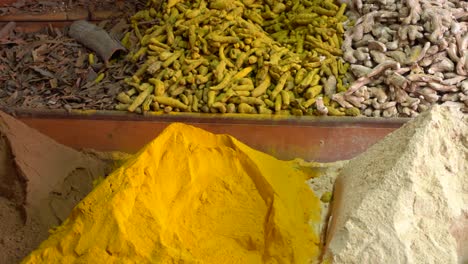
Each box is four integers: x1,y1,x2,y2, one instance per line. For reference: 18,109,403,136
22,123,322,263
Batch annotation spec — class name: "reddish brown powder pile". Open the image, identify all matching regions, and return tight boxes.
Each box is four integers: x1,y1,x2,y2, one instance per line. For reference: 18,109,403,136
0,111,127,263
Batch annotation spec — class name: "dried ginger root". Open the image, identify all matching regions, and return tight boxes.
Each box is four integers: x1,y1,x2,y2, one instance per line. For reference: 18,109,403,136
116,0,352,116
339,0,468,117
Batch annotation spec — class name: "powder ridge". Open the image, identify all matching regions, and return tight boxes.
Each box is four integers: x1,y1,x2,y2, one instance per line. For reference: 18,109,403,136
23,123,323,263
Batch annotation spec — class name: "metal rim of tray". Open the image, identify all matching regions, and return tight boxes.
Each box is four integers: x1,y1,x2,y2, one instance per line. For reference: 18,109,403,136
6,108,409,128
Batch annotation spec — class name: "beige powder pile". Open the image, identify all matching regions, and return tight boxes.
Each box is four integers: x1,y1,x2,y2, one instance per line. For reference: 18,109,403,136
324,105,468,263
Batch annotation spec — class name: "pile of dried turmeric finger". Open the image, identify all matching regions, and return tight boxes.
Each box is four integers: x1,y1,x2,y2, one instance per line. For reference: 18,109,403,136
116,0,355,116
112,0,468,117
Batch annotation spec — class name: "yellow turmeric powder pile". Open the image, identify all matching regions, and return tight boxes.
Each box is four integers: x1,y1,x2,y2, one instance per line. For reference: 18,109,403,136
22,123,322,263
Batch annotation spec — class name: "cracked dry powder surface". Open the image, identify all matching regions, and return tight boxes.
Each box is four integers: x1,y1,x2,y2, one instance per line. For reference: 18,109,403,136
326,105,468,264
